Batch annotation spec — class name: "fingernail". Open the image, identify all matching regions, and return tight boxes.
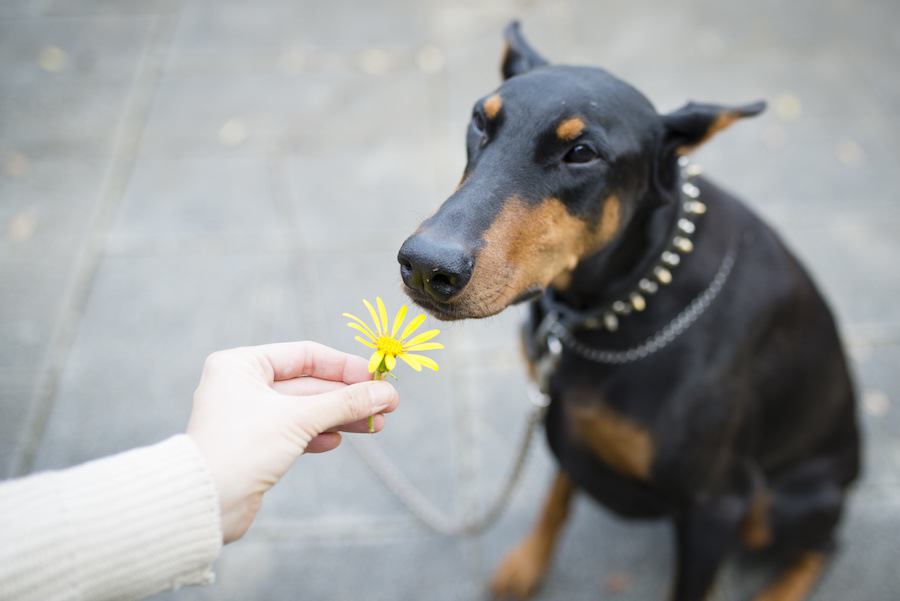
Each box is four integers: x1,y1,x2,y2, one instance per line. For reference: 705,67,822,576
369,381,394,412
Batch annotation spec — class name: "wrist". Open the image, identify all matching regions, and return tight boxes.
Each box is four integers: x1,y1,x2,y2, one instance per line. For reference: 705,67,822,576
186,431,256,544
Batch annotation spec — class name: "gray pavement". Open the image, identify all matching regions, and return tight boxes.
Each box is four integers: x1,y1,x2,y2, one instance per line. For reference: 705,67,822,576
2,0,900,599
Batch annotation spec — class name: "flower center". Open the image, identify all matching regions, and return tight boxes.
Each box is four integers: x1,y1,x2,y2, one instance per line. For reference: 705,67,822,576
376,336,404,356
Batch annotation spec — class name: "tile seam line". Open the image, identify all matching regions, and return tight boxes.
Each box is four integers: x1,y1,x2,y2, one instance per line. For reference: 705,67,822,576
12,12,180,476
0,10,179,22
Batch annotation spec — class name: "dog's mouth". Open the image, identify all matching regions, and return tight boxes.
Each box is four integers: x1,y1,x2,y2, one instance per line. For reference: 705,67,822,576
402,287,471,321
510,285,543,305
402,283,544,321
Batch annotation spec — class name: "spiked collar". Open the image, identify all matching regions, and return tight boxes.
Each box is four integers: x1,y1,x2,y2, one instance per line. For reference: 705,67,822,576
539,157,707,335
529,158,738,379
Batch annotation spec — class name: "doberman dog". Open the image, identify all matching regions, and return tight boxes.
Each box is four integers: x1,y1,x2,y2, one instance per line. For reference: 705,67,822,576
397,22,860,601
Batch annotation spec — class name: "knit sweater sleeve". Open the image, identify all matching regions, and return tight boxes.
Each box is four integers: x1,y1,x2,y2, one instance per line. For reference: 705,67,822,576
0,435,223,601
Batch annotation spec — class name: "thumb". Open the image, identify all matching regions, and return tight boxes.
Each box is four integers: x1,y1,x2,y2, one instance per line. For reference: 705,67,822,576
301,380,398,433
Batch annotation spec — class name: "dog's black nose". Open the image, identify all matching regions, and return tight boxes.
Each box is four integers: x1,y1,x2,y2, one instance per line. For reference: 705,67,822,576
398,235,473,302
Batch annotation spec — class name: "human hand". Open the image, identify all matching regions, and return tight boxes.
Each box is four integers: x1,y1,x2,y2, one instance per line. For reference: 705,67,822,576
186,341,399,543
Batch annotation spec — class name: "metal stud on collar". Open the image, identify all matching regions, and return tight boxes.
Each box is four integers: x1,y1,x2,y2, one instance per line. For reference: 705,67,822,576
639,279,659,295
661,251,681,267
580,159,705,331
678,218,696,235
612,300,631,315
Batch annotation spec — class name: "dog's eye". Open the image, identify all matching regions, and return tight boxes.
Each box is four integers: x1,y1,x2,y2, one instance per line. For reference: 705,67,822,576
472,111,486,134
563,144,598,164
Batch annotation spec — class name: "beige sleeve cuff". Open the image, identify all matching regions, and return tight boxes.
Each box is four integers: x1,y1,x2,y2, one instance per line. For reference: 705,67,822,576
0,435,223,601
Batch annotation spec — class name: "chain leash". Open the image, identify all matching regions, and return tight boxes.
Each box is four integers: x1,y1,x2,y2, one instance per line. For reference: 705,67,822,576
346,383,550,536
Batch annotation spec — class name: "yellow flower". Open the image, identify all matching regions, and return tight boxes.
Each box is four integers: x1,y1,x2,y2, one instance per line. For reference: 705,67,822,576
343,297,443,373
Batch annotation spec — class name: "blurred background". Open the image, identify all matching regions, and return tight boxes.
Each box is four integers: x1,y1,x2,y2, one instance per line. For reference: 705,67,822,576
2,0,899,599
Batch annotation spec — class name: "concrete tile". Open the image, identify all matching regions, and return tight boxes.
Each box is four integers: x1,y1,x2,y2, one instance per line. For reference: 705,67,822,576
0,256,73,476
0,0,175,17
166,0,426,75
258,443,412,526
425,1,521,50
39,0,180,17
138,73,339,157
0,258,70,373
0,14,154,83
785,217,900,331
0,0,44,17
30,252,299,471
139,71,430,157
0,77,134,158
151,533,477,601
0,157,106,259
106,156,288,254
300,247,428,348
0,387,34,478
283,143,436,254
851,344,900,488
693,123,899,233
0,160,104,408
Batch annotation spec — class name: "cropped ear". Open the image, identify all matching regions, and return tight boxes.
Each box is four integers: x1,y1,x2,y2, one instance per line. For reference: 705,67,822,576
661,100,766,156
501,21,549,80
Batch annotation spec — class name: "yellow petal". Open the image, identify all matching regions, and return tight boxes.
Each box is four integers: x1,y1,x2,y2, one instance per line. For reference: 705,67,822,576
368,350,385,373
398,353,423,372
363,299,383,335
376,297,389,336
406,342,443,352
355,336,377,349
399,313,426,340
404,328,440,347
384,353,397,371
391,304,408,338
343,313,377,339
347,322,376,341
403,353,439,371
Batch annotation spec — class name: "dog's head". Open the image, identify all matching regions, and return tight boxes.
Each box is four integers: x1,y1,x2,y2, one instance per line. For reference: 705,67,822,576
398,22,764,320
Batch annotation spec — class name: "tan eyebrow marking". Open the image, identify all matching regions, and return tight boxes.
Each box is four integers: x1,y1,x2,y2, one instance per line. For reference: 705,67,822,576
556,117,585,141
484,94,503,119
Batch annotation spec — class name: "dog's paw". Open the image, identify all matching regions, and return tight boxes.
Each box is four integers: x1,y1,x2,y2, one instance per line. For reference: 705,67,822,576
489,537,550,599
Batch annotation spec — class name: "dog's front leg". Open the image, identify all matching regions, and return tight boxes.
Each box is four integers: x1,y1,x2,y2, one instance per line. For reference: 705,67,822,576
671,495,746,601
490,471,574,599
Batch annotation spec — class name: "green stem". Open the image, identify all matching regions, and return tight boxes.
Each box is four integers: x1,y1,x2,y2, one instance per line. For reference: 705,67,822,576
369,364,388,433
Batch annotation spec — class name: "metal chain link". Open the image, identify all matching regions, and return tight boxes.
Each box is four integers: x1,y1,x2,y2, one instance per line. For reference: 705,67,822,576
548,250,737,365
347,384,550,536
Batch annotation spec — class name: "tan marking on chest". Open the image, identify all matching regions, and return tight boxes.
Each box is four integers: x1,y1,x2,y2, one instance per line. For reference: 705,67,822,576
567,403,654,480
484,94,503,119
740,488,773,550
556,116,585,140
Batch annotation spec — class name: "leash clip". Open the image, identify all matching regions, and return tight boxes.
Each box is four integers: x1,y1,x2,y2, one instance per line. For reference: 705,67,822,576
526,381,551,410
532,311,563,396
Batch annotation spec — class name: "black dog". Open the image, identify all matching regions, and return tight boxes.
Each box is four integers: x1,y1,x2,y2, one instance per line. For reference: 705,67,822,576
398,22,860,601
